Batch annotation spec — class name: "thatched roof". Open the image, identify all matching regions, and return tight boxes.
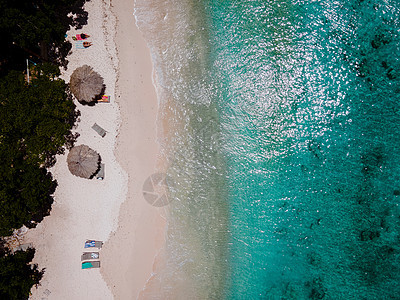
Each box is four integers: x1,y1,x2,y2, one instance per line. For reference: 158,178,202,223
70,65,104,103
67,145,100,179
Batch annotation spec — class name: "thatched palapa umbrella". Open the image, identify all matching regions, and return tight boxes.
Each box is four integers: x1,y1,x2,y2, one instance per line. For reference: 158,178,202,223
70,65,104,103
67,145,100,179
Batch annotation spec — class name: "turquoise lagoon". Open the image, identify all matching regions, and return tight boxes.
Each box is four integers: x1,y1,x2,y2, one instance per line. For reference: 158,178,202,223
135,0,400,298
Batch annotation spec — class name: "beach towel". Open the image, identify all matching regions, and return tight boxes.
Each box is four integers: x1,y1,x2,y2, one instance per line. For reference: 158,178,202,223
75,34,86,40
72,33,90,41
82,261,100,269
98,95,110,103
75,41,85,49
81,252,99,261
85,240,95,248
84,240,103,248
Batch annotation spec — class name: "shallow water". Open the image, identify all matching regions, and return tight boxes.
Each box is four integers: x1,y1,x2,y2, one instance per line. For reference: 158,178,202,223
135,0,400,298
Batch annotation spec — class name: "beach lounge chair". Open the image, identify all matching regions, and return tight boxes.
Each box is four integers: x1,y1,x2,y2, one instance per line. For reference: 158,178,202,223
92,123,106,137
98,95,110,103
84,240,103,248
81,252,99,261
96,163,105,180
82,261,100,269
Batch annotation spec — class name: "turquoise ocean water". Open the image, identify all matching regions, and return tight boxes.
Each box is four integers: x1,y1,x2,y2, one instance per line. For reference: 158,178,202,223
135,0,400,298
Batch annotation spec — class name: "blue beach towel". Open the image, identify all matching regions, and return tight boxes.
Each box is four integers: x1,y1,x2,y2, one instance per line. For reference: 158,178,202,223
84,240,96,248
75,41,85,49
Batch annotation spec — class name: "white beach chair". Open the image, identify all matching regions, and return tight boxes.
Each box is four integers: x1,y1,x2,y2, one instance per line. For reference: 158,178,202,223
81,252,99,261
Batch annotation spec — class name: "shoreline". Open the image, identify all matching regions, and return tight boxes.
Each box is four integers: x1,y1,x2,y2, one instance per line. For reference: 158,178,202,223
25,0,166,298
100,0,167,299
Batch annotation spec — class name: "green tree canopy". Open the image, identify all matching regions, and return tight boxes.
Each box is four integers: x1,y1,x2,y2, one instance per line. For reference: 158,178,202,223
0,63,79,167
0,64,79,235
0,1,86,297
0,158,56,236
0,0,88,73
0,248,43,300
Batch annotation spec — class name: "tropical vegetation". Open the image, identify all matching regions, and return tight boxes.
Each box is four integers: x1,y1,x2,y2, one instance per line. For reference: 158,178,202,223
0,0,87,298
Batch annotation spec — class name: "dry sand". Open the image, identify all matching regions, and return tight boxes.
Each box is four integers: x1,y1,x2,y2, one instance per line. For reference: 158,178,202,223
25,0,166,299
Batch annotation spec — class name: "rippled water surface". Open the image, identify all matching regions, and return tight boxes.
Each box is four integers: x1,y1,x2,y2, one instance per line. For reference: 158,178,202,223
135,0,400,298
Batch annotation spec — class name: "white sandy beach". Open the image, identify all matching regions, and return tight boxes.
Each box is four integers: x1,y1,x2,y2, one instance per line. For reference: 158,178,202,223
25,0,166,299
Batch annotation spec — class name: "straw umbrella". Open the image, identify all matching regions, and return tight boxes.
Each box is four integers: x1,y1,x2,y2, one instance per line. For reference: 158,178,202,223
67,145,100,179
70,65,104,103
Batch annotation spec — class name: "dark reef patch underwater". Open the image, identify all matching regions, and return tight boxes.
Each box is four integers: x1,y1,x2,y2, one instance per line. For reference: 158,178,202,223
136,0,400,298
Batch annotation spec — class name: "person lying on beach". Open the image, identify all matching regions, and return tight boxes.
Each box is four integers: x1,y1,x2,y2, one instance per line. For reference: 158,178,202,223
75,41,92,49
83,41,92,48
72,33,90,40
